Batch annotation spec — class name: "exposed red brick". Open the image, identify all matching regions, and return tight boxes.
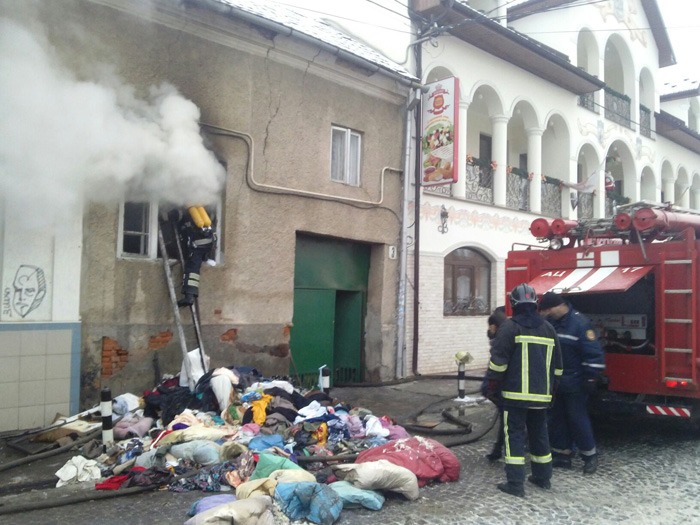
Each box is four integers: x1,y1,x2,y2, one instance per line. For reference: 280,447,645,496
220,329,238,343
283,325,291,338
148,331,173,350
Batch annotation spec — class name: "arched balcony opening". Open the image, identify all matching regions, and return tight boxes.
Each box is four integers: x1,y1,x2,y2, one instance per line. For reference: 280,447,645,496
661,160,675,203
576,143,602,219
605,140,636,215
640,167,657,202
542,114,570,218
639,68,655,138
506,100,539,212
577,28,600,113
604,34,635,129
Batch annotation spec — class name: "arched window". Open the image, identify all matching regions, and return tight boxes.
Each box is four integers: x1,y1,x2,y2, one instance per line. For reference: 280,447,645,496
444,247,490,316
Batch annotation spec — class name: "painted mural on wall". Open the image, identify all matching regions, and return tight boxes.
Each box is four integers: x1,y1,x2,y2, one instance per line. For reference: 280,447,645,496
2,265,47,320
418,202,530,234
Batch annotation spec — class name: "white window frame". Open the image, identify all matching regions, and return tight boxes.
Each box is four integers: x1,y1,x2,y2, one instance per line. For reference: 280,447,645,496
330,126,361,187
118,199,223,262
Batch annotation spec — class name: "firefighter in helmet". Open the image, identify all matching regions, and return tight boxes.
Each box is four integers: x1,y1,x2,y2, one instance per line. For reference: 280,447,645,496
486,283,563,497
168,206,216,307
538,291,605,475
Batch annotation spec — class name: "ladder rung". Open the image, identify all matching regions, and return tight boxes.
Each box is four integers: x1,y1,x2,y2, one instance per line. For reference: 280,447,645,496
665,319,694,323
665,289,692,294
665,348,693,354
664,260,692,265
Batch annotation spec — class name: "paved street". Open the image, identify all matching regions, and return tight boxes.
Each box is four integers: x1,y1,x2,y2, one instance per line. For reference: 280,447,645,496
1,380,700,524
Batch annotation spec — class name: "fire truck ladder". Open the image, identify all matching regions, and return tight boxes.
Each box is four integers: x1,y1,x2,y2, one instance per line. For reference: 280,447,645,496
156,221,208,391
660,250,698,386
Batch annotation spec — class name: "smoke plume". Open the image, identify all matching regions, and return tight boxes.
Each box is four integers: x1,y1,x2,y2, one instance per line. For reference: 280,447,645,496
0,16,226,229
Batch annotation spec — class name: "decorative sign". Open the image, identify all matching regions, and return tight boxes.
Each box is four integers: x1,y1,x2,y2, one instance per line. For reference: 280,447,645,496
421,77,459,187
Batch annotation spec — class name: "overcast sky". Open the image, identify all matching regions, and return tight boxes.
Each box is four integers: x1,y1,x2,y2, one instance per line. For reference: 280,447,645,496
658,0,699,82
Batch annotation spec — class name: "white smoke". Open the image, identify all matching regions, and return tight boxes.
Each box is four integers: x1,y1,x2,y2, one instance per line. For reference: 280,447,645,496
0,16,226,229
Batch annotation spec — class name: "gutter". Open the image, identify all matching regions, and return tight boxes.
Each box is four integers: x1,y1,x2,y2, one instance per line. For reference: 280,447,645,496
197,0,425,91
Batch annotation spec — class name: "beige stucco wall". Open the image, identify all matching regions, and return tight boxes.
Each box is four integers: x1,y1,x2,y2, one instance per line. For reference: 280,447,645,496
19,0,408,405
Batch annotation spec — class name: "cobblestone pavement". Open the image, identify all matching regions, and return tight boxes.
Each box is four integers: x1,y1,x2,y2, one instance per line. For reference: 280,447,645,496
2,380,700,524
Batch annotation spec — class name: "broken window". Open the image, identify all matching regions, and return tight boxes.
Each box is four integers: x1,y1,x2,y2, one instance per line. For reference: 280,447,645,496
331,126,361,186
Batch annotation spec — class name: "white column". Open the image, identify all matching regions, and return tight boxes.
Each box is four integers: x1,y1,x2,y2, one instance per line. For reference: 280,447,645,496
526,128,543,214
662,178,675,204
454,101,469,199
491,115,508,207
594,165,606,218
691,189,700,210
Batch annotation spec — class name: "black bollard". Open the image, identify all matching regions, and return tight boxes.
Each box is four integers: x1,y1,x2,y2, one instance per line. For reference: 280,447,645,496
101,387,113,448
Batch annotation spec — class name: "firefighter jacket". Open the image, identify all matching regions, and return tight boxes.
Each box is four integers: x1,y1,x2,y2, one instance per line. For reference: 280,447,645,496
487,309,563,408
546,305,605,393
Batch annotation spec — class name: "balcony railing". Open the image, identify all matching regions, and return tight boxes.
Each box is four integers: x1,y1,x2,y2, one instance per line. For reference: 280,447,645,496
578,193,594,219
578,92,597,113
465,160,494,204
506,170,529,211
640,104,652,138
424,183,453,197
604,87,632,129
541,179,562,218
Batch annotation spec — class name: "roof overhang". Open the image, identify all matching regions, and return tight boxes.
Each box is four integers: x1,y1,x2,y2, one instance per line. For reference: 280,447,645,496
655,110,700,155
410,0,603,95
509,0,676,68
528,266,653,295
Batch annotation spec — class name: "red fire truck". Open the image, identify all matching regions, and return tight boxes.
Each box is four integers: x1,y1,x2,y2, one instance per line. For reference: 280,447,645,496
506,202,700,426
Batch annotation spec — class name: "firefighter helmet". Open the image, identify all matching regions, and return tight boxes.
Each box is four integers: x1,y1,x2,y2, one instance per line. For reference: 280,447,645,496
509,283,537,308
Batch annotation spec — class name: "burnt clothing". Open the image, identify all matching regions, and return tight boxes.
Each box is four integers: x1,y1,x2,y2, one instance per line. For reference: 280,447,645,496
503,407,552,484
546,306,605,393
487,305,563,408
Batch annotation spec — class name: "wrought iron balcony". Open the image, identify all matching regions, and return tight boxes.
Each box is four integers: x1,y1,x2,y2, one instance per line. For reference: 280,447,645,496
506,170,529,211
424,183,453,197
578,92,597,113
640,105,652,138
465,159,494,203
541,179,562,218
604,87,632,129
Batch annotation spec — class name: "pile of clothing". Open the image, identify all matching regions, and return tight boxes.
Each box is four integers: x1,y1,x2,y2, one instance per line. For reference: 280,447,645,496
53,365,461,524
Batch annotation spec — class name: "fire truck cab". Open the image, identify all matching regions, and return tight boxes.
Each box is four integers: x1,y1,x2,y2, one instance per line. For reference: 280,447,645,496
506,202,700,426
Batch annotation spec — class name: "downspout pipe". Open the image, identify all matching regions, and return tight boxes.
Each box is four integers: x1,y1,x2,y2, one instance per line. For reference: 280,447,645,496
412,41,423,377
198,0,424,91
396,91,417,379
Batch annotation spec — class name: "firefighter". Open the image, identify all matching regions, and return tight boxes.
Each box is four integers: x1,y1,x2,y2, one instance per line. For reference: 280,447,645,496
538,291,605,475
486,284,563,497
168,206,216,307
482,306,507,461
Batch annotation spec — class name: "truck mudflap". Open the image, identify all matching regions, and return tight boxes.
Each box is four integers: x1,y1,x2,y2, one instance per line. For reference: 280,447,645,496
645,404,691,418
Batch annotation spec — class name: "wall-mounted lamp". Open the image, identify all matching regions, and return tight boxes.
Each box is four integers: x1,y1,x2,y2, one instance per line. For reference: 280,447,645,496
438,205,449,234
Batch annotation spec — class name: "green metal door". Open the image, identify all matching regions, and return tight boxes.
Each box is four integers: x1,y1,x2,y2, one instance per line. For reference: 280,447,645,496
334,291,363,383
289,288,335,388
290,235,369,386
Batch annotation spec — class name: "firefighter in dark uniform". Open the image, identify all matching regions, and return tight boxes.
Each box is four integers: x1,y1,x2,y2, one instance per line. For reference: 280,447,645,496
538,291,605,474
486,283,563,497
169,206,216,307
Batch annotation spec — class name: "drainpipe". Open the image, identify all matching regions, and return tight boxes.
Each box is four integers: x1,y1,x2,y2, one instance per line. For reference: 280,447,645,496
412,41,423,377
396,92,418,379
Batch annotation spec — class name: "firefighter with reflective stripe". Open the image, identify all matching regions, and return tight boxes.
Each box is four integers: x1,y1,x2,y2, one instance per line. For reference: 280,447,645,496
169,206,216,307
538,291,605,475
486,283,563,497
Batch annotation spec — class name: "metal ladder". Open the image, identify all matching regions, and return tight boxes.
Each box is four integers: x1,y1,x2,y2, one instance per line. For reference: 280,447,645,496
660,249,698,386
157,219,208,391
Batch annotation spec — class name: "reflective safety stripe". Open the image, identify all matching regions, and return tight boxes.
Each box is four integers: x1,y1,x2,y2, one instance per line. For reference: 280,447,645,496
187,280,200,288
505,456,526,465
503,391,552,402
558,334,578,341
554,368,563,376
190,273,200,281
489,361,507,372
193,239,213,246
513,335,556,398
504,411,511,460
583,363,605,369
531,453,552,463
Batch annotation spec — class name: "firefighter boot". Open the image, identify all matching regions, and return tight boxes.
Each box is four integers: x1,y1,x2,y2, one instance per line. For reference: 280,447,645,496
552,454,572,469
527,475,551,490
497,482,524,497
177,294,194,307
582,454,598,475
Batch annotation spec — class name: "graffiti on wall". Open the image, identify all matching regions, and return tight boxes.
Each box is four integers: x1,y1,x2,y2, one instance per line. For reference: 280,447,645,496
2,265,47,318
